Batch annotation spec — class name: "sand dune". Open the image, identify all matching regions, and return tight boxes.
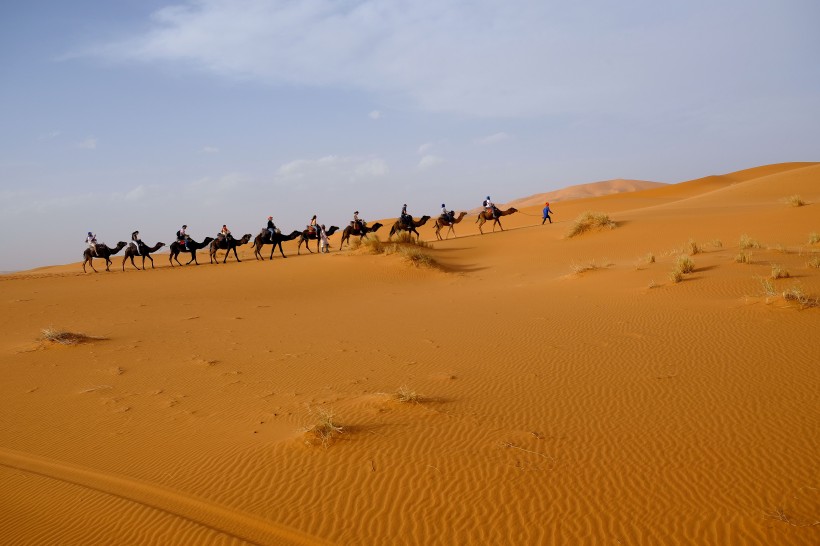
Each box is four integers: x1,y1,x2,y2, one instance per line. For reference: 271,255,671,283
1,162,818,545
507,178,666,209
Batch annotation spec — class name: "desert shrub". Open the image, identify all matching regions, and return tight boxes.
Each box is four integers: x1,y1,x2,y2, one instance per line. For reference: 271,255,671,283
398,246,437,268
304,407,343,447
735,251,753,264
771,264,790,279
781,286,818,308
760,278,776,297
570,260,601,274
40,328,97,345
687,239,701,255
711,239,723,248
391,231,430,247
809,232,819,245
676,255,695,274
785,195,806,207
645,252,656,264
566,211,616,238
395,385,421,403
360,235,384,254
669,269,684,283
808,256,820,268
739,234,761,250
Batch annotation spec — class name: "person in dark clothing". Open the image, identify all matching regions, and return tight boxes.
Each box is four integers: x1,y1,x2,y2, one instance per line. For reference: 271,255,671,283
542,202,554,225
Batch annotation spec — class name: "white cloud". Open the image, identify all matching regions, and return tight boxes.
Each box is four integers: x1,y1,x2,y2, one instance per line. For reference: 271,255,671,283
418,155,443,171
200,146,220,154
368,110,381,120
475,132,510,145
40,130,61,141
276,155,389,182
77,137,97,149
125,185,147,201
417,142,434,155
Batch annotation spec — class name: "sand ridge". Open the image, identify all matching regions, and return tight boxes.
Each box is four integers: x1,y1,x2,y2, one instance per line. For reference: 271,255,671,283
1,162,818,545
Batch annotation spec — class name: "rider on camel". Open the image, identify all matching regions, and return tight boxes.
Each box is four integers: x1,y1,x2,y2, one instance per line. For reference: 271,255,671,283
483,196,498,219
219,224,233,244
307,215,318,235
266,216,277,240
176,225,189,250
441,204,454,223
131,230,144,254
352,211,364,232
85,232,98,256
400,204,411,227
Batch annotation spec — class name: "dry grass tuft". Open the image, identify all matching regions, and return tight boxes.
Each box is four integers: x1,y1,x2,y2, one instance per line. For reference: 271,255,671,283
710,239,723,248
645,252,656,264
808,256,820,269
669,269,684,284
395,385,422,404
303,407,344,447
676,255,695,274
391,231,430,247
760,278,776,297
40,328,100,345
570,260,602,274
397,245,437,268
809,232,820,245
566,211,616,238
686,239,701,255
770,264,790,279
735,251,753,264
781,285,819,308
359,235,384,254
739,234,761,250
785,194,807,207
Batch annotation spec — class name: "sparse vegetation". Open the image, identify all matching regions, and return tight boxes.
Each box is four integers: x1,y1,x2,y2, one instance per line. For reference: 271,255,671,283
645,252,656,264
785,194,806,207
770,243,789,253
687,239,701,255
359,234,384,254
391,231,430,247
735,251,753,264
760,278,776,297
303,407,344,447
566,211,616,238
40,328,99,345
398,245,437,268
395,385,422,404
676,255,695,274
808,256,820,268
669,269,684,284
739,234,761,250
570,260,601,274
781,285,819,308
770,264,790,279
710,239,723,248
809,232,819,245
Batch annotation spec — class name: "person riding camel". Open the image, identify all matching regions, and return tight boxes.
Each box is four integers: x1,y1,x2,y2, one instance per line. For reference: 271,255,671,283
441,204,454,223
85,232,98,256
352,211,364,232
266,216,278,240
131,230,144,254
483,196,498,219
219,224,233,244
400,204,411,227
176,225,189,250
307,215,318,235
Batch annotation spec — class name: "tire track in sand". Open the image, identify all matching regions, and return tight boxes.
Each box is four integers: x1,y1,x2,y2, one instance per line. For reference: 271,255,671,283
0,447,332,546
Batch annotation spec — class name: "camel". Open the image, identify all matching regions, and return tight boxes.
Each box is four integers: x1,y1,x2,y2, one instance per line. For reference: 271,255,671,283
432,212,468,240
168,237,214,266
388,216,431,240
208,233,252,264
251,229,302,260
339,222,383,249
83,242,128,273
122,242,165,271
476,207,518,234
296,226,339,255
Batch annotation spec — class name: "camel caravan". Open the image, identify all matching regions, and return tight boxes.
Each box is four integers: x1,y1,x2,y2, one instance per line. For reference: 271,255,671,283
82,198,527,272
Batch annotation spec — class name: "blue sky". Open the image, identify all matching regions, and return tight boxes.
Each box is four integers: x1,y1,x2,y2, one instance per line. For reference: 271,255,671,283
1,0,818,271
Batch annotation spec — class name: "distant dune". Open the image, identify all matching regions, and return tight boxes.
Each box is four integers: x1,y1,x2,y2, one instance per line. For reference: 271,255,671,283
1,162,818,545
506,178,667,208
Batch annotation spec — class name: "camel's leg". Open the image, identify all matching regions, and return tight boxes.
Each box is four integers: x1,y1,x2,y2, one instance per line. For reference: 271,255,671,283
105,257,112,271
278,242,287,258
448,225,455,239
230,247,240,263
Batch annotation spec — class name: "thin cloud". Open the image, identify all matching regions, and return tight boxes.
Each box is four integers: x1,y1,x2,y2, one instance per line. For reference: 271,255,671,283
276,155,389,182
475,132,511,145
200,146,220,154
368,110,381,120
77,137,97,150
87,0,764,119
417,142,434,155
418,155,443,171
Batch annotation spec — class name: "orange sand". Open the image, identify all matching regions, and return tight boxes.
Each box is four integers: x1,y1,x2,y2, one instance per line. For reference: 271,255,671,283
1,162,818,545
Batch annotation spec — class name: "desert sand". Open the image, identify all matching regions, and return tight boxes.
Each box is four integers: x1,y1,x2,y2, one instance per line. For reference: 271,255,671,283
1,162,818,545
